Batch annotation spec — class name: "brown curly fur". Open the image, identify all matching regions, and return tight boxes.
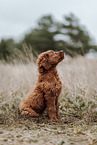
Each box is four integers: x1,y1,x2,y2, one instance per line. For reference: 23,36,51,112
19,50,65,121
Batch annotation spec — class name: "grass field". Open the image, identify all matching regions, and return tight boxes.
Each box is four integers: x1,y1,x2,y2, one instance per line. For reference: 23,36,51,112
0,55,97,145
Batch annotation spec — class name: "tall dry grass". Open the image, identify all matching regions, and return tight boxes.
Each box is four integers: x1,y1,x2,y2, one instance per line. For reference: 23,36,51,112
0,55,97,124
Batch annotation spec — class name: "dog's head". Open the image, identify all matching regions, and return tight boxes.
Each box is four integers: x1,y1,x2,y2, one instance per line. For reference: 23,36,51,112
37,50,65,73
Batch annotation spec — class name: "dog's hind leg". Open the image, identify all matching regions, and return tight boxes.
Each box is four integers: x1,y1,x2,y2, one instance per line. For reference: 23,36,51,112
20,108,40,117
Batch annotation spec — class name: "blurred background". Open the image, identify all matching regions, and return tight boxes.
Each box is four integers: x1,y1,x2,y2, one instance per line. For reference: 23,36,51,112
0,0,97,62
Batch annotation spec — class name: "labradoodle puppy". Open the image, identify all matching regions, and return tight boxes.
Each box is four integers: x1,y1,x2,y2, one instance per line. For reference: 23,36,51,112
19,50,65,121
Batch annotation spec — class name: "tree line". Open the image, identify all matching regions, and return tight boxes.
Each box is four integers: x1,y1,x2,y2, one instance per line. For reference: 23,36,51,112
0,13,97,61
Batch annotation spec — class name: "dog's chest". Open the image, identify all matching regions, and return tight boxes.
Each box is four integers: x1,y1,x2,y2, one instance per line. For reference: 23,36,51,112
54,78,62,91
49,75,62,96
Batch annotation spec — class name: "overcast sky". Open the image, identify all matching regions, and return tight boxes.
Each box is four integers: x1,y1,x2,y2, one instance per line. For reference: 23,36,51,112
0,0,97,43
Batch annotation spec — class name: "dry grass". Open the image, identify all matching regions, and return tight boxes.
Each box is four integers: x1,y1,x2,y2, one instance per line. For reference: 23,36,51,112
0,55,97,144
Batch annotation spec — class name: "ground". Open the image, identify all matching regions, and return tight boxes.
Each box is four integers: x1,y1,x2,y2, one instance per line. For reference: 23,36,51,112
0,120,97,145
0,56,97,145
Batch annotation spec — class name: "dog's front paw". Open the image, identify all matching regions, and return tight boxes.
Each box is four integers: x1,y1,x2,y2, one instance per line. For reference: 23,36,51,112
50,116,58,121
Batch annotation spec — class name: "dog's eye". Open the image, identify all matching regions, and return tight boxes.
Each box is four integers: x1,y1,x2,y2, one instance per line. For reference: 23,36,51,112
45,54,49,57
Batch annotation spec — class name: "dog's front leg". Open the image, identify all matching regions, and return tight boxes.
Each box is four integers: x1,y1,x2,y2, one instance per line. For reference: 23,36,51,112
45,94,58,121
56,98,60,119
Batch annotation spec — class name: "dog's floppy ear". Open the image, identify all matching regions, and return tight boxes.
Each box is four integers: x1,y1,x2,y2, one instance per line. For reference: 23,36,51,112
37,53,51,73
